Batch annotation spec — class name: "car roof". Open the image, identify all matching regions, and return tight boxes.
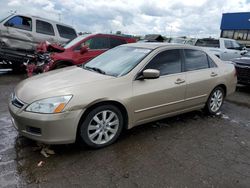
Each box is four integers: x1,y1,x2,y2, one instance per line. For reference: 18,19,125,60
15,14,75,29
123,42,204,50
89,33,135,39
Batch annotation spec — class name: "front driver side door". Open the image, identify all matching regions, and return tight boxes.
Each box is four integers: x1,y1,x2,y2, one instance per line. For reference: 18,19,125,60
132,49,186,124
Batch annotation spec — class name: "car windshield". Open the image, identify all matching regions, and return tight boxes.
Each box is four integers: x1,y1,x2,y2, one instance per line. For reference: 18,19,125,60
83,46,151,77
63,34,91,49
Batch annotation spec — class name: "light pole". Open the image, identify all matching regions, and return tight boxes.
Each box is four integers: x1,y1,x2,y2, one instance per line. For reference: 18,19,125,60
170,25,173,38
166,24,173,39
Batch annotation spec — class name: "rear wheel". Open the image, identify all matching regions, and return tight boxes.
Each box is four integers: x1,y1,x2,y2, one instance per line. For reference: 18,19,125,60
79,105,124,148
204,87,225,115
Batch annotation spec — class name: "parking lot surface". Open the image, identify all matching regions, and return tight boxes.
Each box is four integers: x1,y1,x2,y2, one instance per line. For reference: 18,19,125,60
0,72,250,188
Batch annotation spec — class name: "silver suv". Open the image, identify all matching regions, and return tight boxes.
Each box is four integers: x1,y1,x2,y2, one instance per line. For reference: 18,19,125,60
0,14,77,51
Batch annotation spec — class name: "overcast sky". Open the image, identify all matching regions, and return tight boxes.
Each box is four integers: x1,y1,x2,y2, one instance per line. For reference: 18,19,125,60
1,0,250,37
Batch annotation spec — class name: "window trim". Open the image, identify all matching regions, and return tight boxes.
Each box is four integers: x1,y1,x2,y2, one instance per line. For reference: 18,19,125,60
183,49,210,72
4,15,32,31
207,55,218,68
134,48,185,80
84,36,111,50
56,24,77,39
36,19,55,36
109,37,126,48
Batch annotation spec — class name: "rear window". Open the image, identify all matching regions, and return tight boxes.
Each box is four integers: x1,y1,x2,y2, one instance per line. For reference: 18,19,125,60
56,25,77,39
184,49,209,71
36,20,54,36
110,38,126,48
195,39,220,48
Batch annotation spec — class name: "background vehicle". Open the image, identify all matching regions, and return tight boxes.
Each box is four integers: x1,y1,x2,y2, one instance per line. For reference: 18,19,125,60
168,37,186,44
232,52,250,85
9,43,237,148
194,38,247,60
48,33,136,69
0,13,77,71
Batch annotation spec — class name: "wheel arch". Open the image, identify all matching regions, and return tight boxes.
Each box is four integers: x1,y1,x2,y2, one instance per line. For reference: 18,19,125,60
215,84,227,96
76,100,129,139
53,60,74,69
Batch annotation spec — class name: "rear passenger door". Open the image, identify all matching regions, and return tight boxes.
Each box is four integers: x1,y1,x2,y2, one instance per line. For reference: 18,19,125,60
183,49,219,108
34,19,56,44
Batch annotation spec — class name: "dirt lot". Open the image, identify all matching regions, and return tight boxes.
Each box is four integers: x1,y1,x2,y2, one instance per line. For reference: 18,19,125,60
0,72,250,188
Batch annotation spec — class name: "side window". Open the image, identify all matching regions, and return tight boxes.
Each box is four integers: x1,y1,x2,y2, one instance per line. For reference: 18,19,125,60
195,39,220,48
110,38,126,48
85,37,110,50
207,56,217,68
145,49,182,76
232,41,241,50
4,16,32,31
184,49,209,71
56,25,77,39
36,20,54,36
224,40,233,49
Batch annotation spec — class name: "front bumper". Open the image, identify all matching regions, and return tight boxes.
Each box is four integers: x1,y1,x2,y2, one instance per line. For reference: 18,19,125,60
9,101,84,144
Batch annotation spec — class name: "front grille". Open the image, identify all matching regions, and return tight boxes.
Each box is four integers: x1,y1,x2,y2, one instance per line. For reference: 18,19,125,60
12,96,24,108
235,65,250,78
26,126,41,135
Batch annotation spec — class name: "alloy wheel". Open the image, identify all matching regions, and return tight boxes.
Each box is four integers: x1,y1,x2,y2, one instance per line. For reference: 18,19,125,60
210,89,223,113
87,110,119,145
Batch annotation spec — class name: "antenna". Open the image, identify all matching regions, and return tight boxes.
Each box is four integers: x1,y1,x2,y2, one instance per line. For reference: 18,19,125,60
8,10,17,15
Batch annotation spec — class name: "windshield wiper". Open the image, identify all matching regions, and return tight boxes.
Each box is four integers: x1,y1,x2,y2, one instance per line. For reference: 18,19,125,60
84,66,106,75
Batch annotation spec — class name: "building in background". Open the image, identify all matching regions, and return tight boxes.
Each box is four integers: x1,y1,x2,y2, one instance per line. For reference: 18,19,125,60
220,12,250,47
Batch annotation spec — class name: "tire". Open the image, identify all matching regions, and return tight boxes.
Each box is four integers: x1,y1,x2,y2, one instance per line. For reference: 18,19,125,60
79,105,124,148
204,86,225,115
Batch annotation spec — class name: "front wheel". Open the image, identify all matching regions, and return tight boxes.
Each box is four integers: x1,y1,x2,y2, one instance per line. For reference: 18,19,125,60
204,87,225,115
79,105,124,148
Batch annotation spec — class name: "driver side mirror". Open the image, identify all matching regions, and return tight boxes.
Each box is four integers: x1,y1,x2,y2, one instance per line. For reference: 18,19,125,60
80,46,88,54
137,69,160,80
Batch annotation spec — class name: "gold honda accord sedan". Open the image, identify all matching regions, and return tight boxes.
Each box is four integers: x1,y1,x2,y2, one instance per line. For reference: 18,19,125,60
9,43,237,148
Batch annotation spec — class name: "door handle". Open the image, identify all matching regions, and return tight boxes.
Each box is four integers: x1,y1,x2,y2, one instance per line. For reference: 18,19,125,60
175,78,185,84
210,72,218,77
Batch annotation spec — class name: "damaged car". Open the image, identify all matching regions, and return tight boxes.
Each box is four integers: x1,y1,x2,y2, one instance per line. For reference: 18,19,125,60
0,13,77,71
0,13,77,51
24,33,136,76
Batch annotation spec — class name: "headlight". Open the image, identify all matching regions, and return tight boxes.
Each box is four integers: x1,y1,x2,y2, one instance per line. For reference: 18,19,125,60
26,95,72,114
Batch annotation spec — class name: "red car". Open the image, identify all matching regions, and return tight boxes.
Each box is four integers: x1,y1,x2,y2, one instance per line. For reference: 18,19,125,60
49,33,136,69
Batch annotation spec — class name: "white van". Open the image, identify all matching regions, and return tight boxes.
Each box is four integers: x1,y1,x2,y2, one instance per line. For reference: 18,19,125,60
0,14,77,51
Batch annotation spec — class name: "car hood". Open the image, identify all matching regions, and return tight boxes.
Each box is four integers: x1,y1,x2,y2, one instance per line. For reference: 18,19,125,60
15,66,114,103
232,57,250,66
